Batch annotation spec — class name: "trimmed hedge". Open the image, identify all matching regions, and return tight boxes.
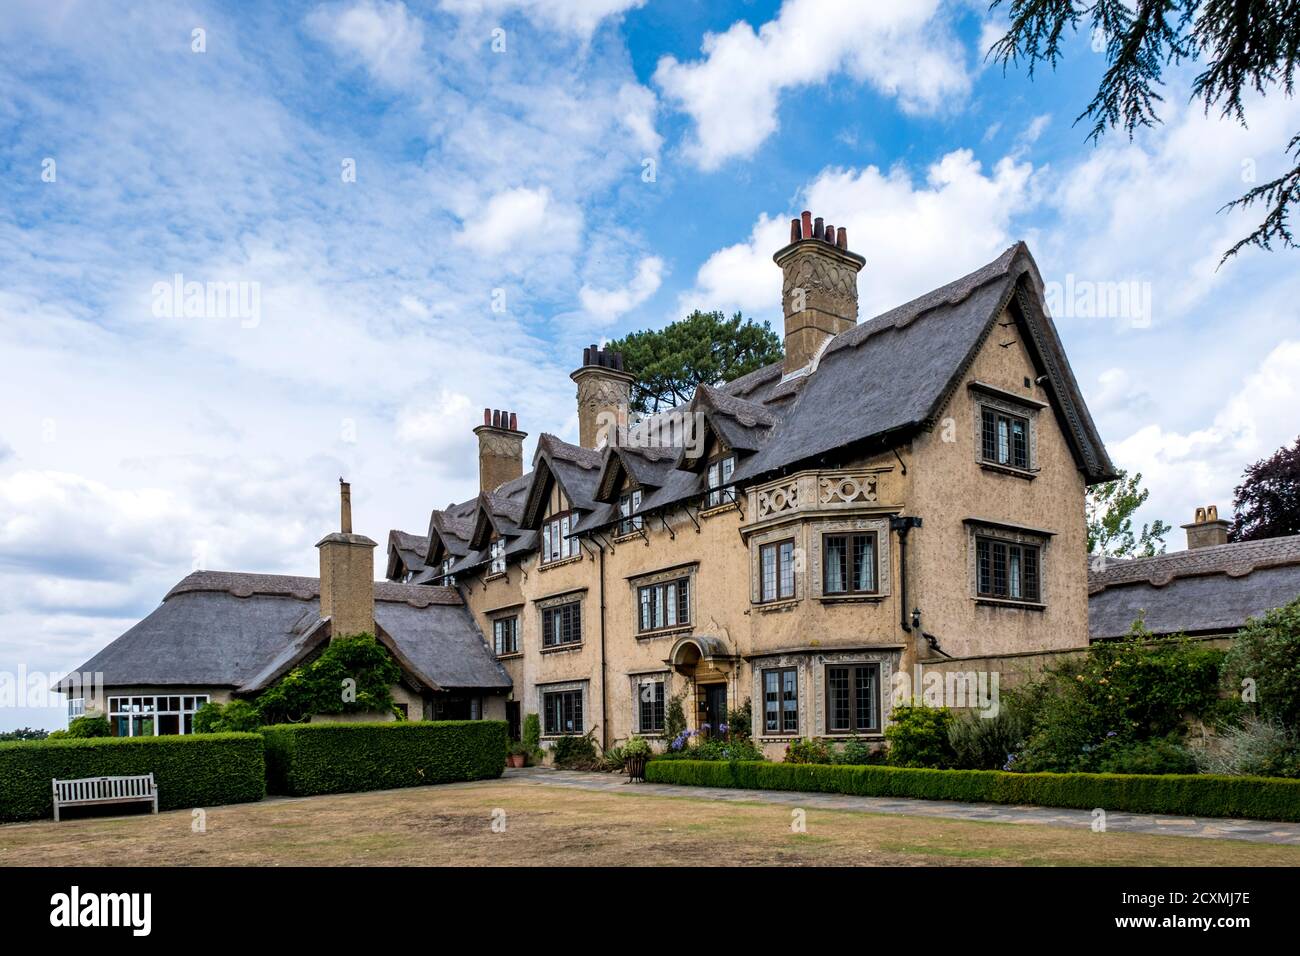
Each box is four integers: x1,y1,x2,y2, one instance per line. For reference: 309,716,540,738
261,720,507,796
644,759,1300,822
0,733,265,823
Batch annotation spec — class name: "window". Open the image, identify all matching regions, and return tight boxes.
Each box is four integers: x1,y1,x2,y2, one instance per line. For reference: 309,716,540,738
618,489,642,536
762,667,799,734
543,688,583,735
981,407,1029,470
826,663,881,733
822,532,877,595
541,512,579,564
493,616,518,655
107,695,210,737
759,539,796,602
638,578,690,632
705,455,736,507
638,680,665,733
488,538,506,575
439,557,456,585
541,601,582,648
976,536,1041,602
66,697,85,719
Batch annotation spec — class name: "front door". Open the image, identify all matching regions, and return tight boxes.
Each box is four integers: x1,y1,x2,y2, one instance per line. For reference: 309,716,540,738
506,701,521,741
699,683,728,736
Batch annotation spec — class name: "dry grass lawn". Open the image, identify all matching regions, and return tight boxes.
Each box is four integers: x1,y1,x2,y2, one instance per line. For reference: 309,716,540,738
2,779,1297,867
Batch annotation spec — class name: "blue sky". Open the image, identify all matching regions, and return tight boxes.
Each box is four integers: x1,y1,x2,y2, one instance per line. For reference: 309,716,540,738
2,0,1298,731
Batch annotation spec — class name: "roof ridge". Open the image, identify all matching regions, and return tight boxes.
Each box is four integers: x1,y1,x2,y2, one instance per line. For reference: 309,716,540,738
167,570,463,608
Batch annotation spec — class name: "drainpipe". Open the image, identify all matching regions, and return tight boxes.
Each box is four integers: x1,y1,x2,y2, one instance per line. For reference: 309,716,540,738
598,543,609,752
889,515,922,635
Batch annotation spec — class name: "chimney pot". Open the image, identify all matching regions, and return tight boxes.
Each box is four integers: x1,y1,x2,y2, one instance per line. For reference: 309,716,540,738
339,478,352,534
483,407,491,426
509,411,518,431
492,409,501,428
774,210,865,375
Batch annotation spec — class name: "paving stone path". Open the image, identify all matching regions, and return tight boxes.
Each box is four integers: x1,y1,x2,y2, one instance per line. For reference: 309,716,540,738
503,767,1300,846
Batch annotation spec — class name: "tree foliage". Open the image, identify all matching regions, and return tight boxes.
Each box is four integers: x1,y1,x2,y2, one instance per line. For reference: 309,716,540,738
0,727,49,741
989,0,1300,262
606,310,783,414
1230,434,1300,541
255,633,402,724
1086,468,1172,556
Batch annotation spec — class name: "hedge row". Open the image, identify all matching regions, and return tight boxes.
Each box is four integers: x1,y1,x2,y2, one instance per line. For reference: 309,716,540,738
0,733,265,823
261,720,507,796
643,759,1300,822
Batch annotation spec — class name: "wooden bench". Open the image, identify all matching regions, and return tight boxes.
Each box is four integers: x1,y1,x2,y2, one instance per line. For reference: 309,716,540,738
52,774,158,822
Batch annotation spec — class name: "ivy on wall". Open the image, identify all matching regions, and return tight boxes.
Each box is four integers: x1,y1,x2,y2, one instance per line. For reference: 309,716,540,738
256,633,403,724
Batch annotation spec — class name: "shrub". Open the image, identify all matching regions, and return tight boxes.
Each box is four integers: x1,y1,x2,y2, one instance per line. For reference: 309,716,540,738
784,737,833,764
522,712,542,759
835,736,882,766
1092,735,1199,775
551,732,599,769
1014,628,1227,773
726,699,753,741
194,700,262,734
885,704,955,768
644,759,1300,822
663,692,687,745
49,715,112,739
947,708,1026,771
261,720,506,796
1225,596,1300,728
0,733,265,822
256,633,402,724
1197,718,1300,778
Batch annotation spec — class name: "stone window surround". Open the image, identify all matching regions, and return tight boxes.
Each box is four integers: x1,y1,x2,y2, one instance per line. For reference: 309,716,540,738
628,669,672,736
748,524,804,605
536,588,586,652
537,678,588,739
808,517,891,602
972,388,1041,475
628,562,698,639
964,520,1051,609
749,648,900,742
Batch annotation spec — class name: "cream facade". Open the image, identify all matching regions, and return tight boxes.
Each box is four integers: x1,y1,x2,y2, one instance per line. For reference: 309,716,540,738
406,215,1117,758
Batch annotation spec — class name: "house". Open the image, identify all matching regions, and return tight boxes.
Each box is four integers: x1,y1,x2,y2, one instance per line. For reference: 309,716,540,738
390,213,1118,756
1088,507,1300,642
57,483,511,735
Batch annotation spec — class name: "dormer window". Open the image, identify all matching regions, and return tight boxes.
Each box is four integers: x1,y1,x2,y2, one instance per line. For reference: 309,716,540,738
541,512,579,564
439,556,456,585
706,455,736,508
618,489,642,536
489,538,506,575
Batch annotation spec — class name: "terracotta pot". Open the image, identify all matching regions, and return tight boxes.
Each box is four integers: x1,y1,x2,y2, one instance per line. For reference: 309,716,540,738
507,753,525,768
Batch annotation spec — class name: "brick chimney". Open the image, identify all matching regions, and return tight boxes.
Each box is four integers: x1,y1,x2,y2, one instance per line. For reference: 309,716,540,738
570,345,633,449
1182,504,1231,550
316,479,377,638
473,408,527,493
774,211,866,375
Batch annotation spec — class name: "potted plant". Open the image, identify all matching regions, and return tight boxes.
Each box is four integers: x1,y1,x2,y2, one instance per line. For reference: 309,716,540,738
622,735,651,782
507,742,528,768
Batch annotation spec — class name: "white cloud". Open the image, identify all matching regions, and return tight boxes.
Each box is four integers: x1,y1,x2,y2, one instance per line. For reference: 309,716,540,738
579,256,664,320
438,0,645,39
1110,341,1300,538
455,186,581,258
306,0,429,88
654,0,969,169
685,149,1035,320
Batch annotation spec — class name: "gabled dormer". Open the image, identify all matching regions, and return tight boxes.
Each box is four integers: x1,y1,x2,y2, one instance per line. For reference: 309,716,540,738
675,384,779,509
520,433,603,565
